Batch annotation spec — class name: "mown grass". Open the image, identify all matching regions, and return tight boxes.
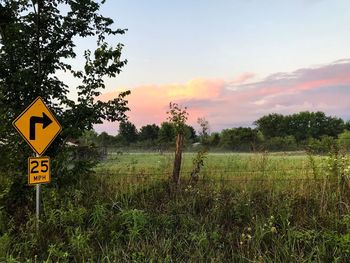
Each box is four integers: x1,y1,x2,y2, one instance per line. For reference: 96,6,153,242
1,152,350,262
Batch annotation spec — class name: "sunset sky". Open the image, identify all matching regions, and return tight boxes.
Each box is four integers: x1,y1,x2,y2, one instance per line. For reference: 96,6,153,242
66,0,350,134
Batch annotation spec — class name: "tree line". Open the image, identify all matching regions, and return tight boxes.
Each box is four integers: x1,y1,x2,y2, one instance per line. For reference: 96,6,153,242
80,111,350,153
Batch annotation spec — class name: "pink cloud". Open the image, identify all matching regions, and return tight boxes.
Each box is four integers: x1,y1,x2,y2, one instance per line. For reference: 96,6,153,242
95,59,350,134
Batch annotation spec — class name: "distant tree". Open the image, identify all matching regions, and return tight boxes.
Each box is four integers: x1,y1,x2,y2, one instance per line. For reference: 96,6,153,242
197,117,210,145
80,130,99,146
190,118,209,183
184,124,197,143
263,136,298,151
118,121,138,144
307,136,337,154
255,112,345,143
220,127,259,151
254,114,287,139
158,122,176,145
209,132,220,147
167,102,188,184
97,131,116,147
139,124,159,141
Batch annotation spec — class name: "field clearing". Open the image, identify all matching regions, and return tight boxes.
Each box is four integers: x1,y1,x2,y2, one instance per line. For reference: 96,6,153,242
3,151,350,262
95,152,328,183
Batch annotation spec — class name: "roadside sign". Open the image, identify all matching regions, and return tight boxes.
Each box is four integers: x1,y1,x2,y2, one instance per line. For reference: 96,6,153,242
28,156,51,185
13,97,62,156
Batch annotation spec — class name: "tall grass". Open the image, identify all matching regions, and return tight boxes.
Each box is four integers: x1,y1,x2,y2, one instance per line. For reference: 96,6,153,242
1,152,350,262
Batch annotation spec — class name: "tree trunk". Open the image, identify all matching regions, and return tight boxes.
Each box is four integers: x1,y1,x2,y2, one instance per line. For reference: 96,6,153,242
172,133,184,184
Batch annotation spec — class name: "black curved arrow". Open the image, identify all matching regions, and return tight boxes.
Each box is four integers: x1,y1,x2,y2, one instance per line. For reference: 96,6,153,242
29,113,53,140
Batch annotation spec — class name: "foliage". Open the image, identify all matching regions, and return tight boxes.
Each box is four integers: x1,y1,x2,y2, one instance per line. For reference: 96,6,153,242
220,127,259,151
255,111,345,142
166,102,188,134
2,152,350,261
80,111,348,153
158,122,176,148
197,117,210,145
139,124,159,141
167,102,189,184
307,136,337,154
263,135,298,152
0,0,130,222
338,130,350,151
0,0,130,157
118,121,138,145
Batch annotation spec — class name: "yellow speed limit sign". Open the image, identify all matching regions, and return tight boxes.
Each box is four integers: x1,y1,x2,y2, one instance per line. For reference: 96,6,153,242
28,156,51,185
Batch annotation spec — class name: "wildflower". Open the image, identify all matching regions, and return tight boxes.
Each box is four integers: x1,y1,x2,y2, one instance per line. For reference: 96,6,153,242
247,234,252,240
271,226,277,233
239,241,243,245
247,227,252,232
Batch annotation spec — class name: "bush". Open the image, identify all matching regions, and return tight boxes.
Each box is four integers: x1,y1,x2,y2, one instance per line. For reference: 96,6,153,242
338,130,350,152
263,136,298,151
307,136,337,154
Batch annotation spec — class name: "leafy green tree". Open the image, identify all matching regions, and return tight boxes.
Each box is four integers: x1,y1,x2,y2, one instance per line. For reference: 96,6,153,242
197,117,210,145
139,124,159,141
220,127,259,151
79,130,99,146
254,113,287,139
184,124,197,143
158,122,176,145
307,135,337,154
167,102,188,184
0,0,130,211
209,132,220,147
263,136,298,151
118,121,138,144
255,111,345,143
96,131,116,147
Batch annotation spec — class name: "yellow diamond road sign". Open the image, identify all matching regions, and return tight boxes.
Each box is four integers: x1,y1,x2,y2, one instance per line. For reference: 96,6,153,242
13,97,62,156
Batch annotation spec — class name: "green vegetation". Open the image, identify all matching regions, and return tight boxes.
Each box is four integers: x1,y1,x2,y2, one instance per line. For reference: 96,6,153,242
79,111,350,154
1,152,350,261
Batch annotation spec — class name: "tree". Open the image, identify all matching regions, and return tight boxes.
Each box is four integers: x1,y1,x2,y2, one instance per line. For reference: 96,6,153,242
209,132,220,147
118,121,138,144
0,1,130,210
167,102,188,184
158,122,175,147
139,124,159,141
79,130,99,146
1,0,130,152
220,127,259,151
97,131,116,147
184,124,197,143
254,113,287,139
197,117,210,145
255,112,345,143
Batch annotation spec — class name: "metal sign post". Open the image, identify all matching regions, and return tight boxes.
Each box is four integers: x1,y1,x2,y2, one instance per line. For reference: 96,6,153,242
36,183,40,232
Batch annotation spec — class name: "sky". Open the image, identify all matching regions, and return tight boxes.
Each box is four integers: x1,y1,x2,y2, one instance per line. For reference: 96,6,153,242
66,0,350,134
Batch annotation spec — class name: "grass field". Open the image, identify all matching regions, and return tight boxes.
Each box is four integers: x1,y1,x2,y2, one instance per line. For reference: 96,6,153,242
2,151,350,262
94,152,328,193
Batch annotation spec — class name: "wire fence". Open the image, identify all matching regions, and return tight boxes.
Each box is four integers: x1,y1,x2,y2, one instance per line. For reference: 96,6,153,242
96,165,337,183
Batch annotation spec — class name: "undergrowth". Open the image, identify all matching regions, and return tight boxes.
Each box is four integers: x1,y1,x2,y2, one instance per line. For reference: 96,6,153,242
1,153,350,262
